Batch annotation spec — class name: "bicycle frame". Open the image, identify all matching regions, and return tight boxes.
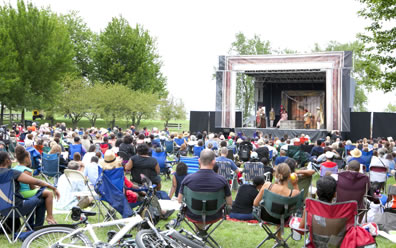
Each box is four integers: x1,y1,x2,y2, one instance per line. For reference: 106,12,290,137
56,214,144,247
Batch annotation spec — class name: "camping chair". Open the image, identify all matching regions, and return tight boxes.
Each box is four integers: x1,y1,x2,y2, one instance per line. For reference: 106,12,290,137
0,171,37,243
243,162,264,184
336,171,369,223
41,153,61,187
344,145,356,157
361,150,373,172
287,145,309,167
320,163,338,177
179,156,200,174
193,146,204,157
253,189,305,248
369,165,388,193
334,158,346,170
164,140,175,156
298,199,357,248
26,146,41,176
178,186,227,248
215,161,236,189
63,169,104,222
152,150,174,179
68,144,83,160
288,175,312,200
99,143,109,155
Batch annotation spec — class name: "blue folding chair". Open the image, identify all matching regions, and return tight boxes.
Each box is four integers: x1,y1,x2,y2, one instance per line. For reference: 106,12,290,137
344,145,356,158
0,171,36,243
179,156,200,174
193,146,204,157
361,150,373,172
26,146,41,176
152,150,174,179
174,138,185,147
69,144,83,160
164,140,175,155
41,153,61,187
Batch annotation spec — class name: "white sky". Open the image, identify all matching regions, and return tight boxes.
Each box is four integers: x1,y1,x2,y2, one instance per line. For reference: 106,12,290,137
7,0,394,112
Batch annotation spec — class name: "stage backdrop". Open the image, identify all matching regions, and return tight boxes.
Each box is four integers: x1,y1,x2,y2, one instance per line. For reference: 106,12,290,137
349,112,371,142
215,52,353,131
190,111,242,133
372,112,396,139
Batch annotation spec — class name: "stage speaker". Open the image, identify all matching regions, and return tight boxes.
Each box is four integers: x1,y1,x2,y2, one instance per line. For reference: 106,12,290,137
189,111,210,133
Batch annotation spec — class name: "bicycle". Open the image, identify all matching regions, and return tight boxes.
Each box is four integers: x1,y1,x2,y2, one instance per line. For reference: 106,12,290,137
21,175,206,248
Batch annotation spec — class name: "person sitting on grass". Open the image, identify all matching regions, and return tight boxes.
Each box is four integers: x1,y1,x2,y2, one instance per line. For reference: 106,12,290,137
230,176,265,220
13,146,60,225
169,162,188,199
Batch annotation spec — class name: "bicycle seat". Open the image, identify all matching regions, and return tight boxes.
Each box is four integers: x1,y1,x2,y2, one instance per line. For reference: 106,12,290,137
71,207,96,221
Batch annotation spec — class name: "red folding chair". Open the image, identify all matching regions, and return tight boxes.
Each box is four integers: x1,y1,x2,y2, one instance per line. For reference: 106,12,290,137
302,199,357,248
369,165,388,193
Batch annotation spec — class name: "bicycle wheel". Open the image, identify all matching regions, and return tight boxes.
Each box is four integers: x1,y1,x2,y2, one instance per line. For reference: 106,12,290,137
21,226,93,248
135,229,183,248
167,229,208,248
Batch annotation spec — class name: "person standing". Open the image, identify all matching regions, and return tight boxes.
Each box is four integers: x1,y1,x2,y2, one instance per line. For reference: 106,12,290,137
269,108,275,128
316,107,324,129
260,107,266,128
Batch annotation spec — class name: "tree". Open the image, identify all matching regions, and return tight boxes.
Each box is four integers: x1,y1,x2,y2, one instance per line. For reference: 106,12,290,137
312,41,381,111
159,96,186,127
0,0,74,122
128,91,160,128
93,16,167,96
229,32,272,122
61,11,94,79
358,0,396,91
385,103,396,113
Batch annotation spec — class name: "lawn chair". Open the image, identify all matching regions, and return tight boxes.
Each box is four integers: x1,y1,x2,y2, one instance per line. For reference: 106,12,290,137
68,143,83,160
253,189,305,248
152,150,173,180
178,186,227,248
193,146,204,157
215,161,236,189
164,140,175,156
63,169,104,222
288,175,312,200
336,171,369,223
179,156,200,174
300,199,357,248
344,145,356,157
243,161,264,184
26,146,41,176
0,170,37,243
41,153,61,187
369,165,388,193
320,162,338,177
361,150,373,172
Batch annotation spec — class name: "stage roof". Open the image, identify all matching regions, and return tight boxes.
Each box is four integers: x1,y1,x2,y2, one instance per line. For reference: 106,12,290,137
245,69,326,83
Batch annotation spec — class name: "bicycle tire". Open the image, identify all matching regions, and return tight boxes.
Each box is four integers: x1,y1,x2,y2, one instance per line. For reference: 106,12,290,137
135,229,183,248
167,229,208,248
21,226,93,248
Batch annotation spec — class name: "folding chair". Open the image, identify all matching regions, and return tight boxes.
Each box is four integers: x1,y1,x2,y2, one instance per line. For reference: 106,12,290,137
68,143,83,160
369,165,388,193
152,150,173,180
193,146,204,157
361,150,373,172
215,161,236,189
164,140,175,155
336,171,369,222
26,146,41,176
179,186,227,248
179,156,200,174
344,145,356,157
41,153,61,187
288,175,312,200
63,169,104,222
0,171,36,243
300,199,357,248
174,138,185,147
253,189,305,248
320,162,338,177
243,161,264,184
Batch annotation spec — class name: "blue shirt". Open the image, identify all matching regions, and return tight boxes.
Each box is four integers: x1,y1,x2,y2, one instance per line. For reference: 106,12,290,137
275,156,288,165
215,156,238,171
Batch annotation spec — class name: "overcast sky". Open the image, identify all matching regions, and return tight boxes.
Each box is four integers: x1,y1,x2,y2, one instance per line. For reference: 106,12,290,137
7,0,394,112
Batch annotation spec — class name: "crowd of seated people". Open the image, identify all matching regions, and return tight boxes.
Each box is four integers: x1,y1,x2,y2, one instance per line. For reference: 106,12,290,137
3,121,396,245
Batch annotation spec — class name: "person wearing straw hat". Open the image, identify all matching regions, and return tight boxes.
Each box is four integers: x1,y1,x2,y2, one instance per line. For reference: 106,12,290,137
100,150,122,170
347,148,365,166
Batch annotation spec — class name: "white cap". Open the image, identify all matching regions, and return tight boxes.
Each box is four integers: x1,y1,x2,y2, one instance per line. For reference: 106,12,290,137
325,151,335,159
251,152,258,159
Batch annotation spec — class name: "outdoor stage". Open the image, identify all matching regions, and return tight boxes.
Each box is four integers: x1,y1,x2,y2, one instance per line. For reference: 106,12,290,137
235,127,329,141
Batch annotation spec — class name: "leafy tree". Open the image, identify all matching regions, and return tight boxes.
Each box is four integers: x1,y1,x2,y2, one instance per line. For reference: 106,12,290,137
0,0,74,122
358,0,396,91
385,103,396,113
159,96,186,127
93,16,167,96
313,40,381,111
229,32,271,122
61,11,94,79
57,76,89,129
127,91,160,128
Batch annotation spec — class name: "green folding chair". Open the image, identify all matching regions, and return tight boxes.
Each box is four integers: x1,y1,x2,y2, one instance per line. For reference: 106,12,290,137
253,189,305,248
179,186,226,248
288,175,312,200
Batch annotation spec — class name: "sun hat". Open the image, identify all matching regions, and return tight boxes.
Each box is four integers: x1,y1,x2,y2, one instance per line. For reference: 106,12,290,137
325,151,335,159
350,148,362,158
99,150,121,170
257,139,265,146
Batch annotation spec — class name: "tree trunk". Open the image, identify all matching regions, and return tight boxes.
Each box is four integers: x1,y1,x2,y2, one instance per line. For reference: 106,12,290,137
9,108,12,123
131,113,136,126
72,118,78,129
165,119,169,127
136,113,143,128
21,109,25,126
111,114,116,129
0,103,4,125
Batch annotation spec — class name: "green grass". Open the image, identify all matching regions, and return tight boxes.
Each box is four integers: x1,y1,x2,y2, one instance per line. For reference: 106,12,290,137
1,170,395,247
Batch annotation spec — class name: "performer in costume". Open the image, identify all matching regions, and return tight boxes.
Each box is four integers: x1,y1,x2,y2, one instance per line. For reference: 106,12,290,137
316,106,324,129
269,108,275,128
259,107,266,128
256,108,262,128
303,109,312,129
276,110,288,128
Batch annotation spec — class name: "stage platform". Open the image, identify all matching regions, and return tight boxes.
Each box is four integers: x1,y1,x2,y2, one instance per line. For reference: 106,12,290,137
235,127,329,141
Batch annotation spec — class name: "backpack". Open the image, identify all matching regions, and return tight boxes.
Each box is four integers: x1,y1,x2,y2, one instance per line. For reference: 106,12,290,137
239,144,250,161
341,226,376,248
